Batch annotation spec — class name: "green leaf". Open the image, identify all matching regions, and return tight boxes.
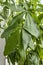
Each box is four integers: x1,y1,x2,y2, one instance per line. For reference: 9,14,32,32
37,47,43,59
3,6,9,18
8,49,20,64
4,29,19,55
31,13,40,24
4,3,24,12
39,37,43,48
18,29,35,62
8,52,15,64
23,13,40,38
0,0,43,65
1,12,24,38
19,49,26,61
18,28,26,61
38,13,43,21
40,18,43,29
22,29,35,50
37,4,43,12
25,52,40,65
0,19,3,22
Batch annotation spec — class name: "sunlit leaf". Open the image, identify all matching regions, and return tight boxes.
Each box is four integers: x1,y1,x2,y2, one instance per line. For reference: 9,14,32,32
37,47,43,59
23,13,40,38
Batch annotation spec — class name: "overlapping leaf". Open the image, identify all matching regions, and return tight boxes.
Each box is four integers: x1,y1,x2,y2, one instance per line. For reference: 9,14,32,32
23,13,40,38
0,0,43,65
22,29,35,50
1,12,24,38
25,52,40,65
3,2,24,12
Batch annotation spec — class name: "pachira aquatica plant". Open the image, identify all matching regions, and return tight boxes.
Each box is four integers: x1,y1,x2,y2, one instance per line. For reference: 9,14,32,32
0,0,43,65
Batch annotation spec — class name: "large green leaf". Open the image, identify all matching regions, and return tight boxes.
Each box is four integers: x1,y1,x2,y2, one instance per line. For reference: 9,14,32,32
4,29,19,55
0,0,43,65
1,12,24,38
23,13,40,38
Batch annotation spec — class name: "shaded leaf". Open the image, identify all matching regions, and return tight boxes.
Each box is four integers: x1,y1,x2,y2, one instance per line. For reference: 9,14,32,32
8,49,20,64
0,19,3,22
4,29,19,55
25,52,40,65
1,12,24,38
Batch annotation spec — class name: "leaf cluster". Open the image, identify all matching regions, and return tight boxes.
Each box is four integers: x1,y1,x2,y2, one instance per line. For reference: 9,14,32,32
0,0,43,65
